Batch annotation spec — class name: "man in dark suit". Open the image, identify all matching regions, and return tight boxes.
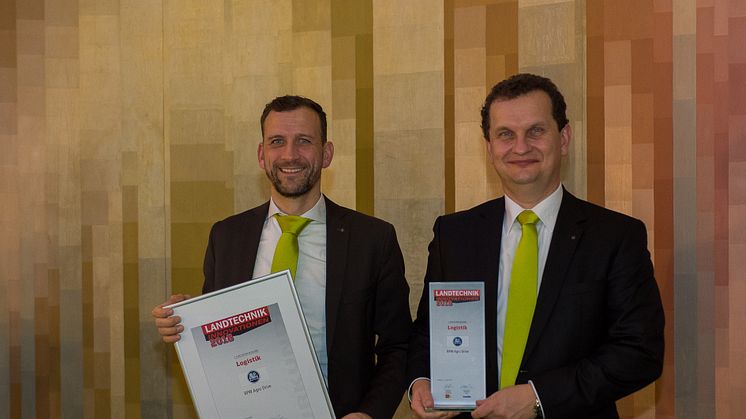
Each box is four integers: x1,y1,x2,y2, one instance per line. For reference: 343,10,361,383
408,74,664,419
153,95,412,419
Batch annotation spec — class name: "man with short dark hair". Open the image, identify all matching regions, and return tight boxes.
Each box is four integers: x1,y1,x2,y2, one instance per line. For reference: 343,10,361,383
408,74,664,419
153,95,412,419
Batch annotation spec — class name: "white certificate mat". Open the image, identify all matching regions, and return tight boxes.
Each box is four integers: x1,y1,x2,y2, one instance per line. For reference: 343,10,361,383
169,271,335,419
429,282,486,411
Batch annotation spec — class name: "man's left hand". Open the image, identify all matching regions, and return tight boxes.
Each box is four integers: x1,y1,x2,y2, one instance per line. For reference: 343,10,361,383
471,384,536,419
341,413,372,419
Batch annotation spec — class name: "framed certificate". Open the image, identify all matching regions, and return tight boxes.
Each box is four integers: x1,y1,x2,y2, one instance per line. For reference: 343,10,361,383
169,270,335,419
429,282,486,411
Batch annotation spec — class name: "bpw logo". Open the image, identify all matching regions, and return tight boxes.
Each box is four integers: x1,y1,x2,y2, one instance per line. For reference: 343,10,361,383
447,335,469,348
248,370,261,383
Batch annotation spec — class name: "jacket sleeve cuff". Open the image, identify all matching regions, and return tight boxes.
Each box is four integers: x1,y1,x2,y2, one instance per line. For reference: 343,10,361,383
528,380,546,418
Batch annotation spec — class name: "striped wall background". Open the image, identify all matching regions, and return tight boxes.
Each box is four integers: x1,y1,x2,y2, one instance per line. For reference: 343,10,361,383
0,1,744,418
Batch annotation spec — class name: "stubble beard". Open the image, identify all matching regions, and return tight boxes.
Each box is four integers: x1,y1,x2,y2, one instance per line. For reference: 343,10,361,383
266,161,321,198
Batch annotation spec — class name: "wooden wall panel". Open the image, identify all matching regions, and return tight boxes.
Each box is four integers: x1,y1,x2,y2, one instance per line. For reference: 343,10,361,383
652,1,675,417
373,0,445,321
674,1,699,418
331,0,373,213
452,2,499,212
0,0,18,415
519,0,587,198
120,1,165,418
164,3,230,417
16,1,46,417
587,1,674,416
78,2,123,415
47,0,84,415
697,1,746,417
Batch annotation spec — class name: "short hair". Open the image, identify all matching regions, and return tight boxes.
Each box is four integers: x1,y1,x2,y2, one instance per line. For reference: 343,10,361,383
260,95,328,143
480,73,569,140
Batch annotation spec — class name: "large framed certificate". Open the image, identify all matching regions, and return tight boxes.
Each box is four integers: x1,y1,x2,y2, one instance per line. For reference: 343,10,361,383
429,282,486,411
169,270,335,419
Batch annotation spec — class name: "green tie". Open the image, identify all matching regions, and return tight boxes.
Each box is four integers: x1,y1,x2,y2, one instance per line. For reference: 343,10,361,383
271,214,311,280
500,210,540,389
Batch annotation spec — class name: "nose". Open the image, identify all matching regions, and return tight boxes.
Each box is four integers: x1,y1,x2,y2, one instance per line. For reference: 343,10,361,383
512,133,531,154
280,142,298,160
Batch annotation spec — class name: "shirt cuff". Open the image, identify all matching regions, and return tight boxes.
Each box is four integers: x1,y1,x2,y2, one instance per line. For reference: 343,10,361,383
527,380,546,418
407,377,431,403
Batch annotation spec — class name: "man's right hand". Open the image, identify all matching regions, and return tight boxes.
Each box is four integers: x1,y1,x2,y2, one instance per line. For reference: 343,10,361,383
151,294,191,343
410,379,458,419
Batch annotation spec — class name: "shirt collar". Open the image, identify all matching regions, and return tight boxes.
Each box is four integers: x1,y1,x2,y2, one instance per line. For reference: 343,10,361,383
504,184,563,230
267,194,327,224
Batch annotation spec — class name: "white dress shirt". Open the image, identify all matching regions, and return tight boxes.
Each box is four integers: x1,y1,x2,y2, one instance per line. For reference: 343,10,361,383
252,195,329,380
497,184,563,395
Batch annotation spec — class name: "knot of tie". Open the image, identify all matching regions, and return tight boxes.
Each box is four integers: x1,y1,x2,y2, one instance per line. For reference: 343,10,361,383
517,210,539,226
275,214,312,236
271,214,311,280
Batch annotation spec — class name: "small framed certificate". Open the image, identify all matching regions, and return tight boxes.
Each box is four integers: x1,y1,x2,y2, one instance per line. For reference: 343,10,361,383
429,282,486,411
169,270,335,419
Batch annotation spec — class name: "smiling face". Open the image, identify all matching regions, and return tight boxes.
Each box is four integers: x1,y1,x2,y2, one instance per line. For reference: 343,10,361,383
258,107,333,211
485,90,571,207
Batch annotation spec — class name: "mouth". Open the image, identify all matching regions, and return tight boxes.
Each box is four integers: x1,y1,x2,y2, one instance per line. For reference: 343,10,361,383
277,166,305,174
508,159,539,167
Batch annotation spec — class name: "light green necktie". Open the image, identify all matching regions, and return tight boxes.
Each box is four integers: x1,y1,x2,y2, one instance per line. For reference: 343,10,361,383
271,214,311,280
500,210,540,389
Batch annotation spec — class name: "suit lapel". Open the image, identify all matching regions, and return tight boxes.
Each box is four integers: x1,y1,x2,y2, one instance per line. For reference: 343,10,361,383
241,202,268,281
524,191,586,361
323,196,348,354
474,198,504,392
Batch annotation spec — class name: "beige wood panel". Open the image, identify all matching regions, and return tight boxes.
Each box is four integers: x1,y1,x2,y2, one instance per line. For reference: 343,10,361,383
119,1,166,418
225,0,289,213
16,2,46,416
331,0,374,212
373,0,445,326
518,0,586,198
45,0,84,417
164,2,228,417
0,0,18,415
44,0,80,409
291,0,340,206
78,3,124,415
373,6,444,415
453,5,492,211
603,38,633,214
330,34,358,208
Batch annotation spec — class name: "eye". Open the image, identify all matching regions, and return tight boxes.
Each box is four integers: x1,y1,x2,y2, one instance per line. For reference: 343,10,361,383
528,126,545,137
495,130,514,140
298,137,312,144
268,137,284,146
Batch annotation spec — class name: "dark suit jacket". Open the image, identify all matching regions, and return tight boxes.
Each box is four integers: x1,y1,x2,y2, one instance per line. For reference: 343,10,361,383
202,196,412,418
408,190,664,418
